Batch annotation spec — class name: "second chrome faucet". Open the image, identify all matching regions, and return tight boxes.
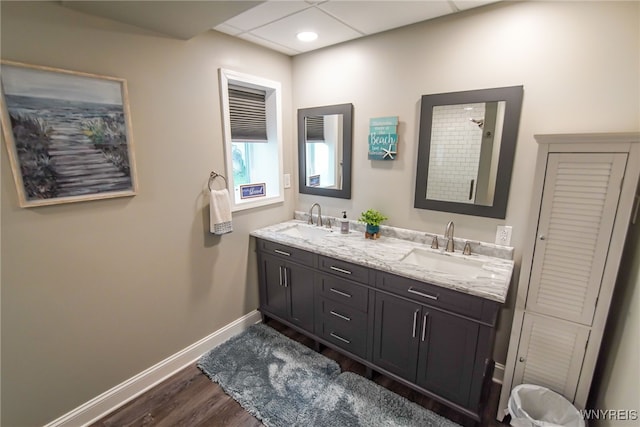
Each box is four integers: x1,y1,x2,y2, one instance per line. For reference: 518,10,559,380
433,221,471,255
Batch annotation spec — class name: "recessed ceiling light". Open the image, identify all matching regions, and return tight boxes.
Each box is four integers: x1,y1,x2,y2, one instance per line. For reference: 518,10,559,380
297,31,318,42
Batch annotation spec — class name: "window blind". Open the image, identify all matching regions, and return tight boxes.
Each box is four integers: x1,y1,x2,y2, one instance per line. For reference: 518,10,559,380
305,115,325,142
228,84,267,142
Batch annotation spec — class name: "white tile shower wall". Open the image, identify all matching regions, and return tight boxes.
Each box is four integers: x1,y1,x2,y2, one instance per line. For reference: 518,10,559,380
426,103,484,203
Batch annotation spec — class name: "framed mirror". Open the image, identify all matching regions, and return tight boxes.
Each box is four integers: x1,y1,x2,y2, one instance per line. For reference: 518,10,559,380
414,86,523,219
298,103,353,199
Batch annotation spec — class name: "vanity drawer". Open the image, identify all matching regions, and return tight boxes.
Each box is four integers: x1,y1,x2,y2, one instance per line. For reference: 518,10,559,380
258,239,315,267
317,297,368,359
316,273,370,312
376,272,484,319
318,255,371,284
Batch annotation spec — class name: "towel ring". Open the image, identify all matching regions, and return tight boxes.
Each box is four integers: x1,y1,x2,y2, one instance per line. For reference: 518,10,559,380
208,171,227,191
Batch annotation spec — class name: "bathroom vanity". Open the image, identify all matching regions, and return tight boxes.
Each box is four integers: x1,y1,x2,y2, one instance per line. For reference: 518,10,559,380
251,216,514,422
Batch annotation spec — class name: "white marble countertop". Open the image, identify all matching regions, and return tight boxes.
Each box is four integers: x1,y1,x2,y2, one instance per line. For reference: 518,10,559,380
250,216,514,303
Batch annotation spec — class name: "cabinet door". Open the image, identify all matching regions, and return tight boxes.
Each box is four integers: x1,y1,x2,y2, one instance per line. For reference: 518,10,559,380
286,262,315,332
512,313,590,402
527,153,627,325
372,292,421,381
259,254,288,319
416,307,479,406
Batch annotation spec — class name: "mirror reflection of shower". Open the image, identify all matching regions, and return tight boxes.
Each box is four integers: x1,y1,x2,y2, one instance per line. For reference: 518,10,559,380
426,101,505,206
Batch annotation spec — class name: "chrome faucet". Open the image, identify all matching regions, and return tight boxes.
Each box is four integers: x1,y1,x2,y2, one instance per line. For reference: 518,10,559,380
308,203,323,227
445,221,455,252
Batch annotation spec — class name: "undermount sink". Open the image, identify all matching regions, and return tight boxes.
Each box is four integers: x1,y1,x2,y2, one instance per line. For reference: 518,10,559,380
400,248,486,278
279,224,334,240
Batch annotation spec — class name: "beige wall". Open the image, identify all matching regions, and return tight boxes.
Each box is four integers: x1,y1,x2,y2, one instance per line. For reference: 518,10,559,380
2,1,639,426
293,0,640,368
1,3,294,426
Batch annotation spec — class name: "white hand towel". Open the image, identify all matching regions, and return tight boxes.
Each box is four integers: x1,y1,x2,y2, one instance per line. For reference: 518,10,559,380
209,188,233,235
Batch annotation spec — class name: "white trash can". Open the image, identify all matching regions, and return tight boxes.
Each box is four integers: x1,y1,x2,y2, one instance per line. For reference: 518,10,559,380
508,384,586,427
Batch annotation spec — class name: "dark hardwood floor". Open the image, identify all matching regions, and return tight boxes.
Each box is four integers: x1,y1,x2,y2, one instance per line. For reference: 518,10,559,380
91,320,509,427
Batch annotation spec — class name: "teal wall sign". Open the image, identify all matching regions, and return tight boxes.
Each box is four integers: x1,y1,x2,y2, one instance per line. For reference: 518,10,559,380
368,116,398,160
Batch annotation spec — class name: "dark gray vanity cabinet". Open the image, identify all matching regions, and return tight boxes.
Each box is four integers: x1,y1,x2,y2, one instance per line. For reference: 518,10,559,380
415,305,479,405
316,273,373,359
257,240,315,332
372,292,422,379
255,238,501,422
373,272,500,416
314,256,373,360
373,292,478,405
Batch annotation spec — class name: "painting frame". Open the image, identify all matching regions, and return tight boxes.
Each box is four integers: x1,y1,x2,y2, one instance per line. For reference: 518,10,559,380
0,60,138,208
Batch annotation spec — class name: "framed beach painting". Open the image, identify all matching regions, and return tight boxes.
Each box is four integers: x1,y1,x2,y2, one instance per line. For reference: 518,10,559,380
0,61,138,207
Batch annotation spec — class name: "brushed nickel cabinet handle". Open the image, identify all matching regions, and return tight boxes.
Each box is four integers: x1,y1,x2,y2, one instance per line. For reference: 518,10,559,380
330,288,352,298
279,266,283,287
330,311,351,321
330,266,352,275
283,267,288,287
412,310,419,338
421,314,429,342
330,332,351,344
274,249,291,256
408,287,439,300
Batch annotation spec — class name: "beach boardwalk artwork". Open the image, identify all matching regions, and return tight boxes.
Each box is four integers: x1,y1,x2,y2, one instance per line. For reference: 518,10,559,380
368,116,398,160
0,61,137,207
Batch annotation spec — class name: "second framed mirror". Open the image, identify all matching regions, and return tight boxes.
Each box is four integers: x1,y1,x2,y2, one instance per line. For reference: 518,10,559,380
414,86,523,219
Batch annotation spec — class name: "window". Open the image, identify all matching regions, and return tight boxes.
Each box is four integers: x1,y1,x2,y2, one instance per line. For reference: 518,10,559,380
219,69,283,211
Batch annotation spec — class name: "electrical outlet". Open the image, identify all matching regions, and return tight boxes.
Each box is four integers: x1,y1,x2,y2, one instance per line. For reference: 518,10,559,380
284,173,291,189
495,225,512,246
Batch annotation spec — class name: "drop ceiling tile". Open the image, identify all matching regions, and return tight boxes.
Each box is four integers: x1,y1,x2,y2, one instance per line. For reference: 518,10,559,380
215,23,243,36
319,1,456,35
238,32,301,56
452,0,500,11
250,7,363,53
222,1,311,32
62,1,261,39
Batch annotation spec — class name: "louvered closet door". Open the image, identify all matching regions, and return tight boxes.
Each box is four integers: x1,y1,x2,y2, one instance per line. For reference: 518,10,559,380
526,153,627,325
513,313,590,401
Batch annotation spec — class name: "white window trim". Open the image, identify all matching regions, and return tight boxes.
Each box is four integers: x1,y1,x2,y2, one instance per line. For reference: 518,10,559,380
219,68,284,212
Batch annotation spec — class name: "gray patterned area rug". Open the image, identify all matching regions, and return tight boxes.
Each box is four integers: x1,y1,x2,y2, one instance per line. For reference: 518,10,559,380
197,323,461,427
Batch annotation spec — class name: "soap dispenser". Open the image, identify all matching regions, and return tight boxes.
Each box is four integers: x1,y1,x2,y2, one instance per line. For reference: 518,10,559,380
340,211,350,234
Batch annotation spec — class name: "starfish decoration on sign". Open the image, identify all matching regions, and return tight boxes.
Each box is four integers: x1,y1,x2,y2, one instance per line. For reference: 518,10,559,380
382,144,397,160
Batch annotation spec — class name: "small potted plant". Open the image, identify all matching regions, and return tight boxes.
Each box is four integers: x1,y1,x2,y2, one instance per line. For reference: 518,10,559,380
359,209,388,239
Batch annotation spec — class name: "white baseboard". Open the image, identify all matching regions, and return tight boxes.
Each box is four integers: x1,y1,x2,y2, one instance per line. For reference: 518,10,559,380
493,362,505,384
45,310,262,427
